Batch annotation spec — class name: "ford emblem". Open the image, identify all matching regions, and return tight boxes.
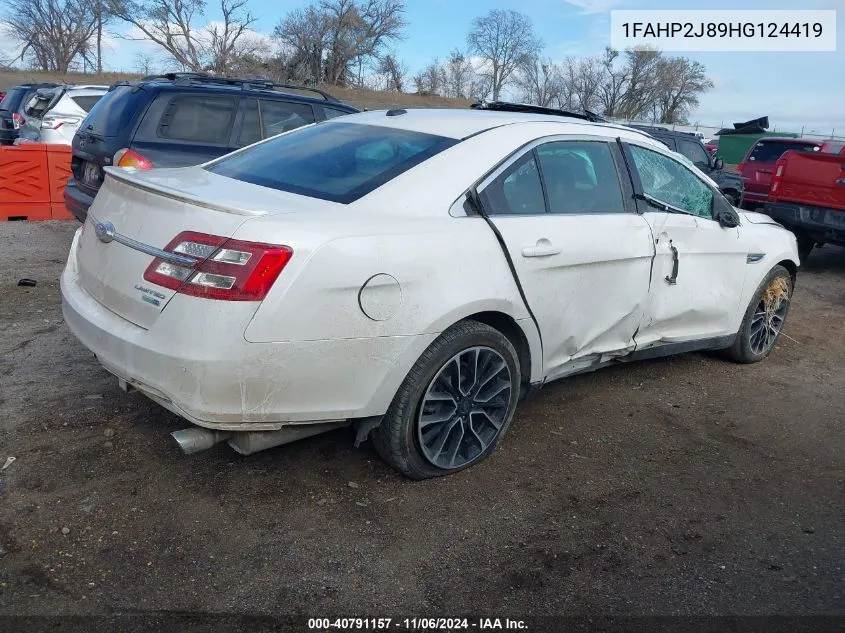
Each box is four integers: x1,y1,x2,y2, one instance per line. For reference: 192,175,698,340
94,220,115,244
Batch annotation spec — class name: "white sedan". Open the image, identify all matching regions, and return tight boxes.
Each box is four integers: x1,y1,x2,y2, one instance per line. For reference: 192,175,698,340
61,106,799,479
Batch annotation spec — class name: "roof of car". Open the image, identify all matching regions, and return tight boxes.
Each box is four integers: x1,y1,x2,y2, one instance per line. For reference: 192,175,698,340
338,108,659,142
126,74,357,109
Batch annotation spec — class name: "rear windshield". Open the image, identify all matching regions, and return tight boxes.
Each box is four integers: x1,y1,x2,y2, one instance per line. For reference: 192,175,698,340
206,122,458,204
748,141,820,163
81,85,141,137
0,88,27,112
71,95,102,112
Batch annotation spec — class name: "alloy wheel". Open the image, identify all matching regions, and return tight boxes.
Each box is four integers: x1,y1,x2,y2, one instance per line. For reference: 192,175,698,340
417,346,513,469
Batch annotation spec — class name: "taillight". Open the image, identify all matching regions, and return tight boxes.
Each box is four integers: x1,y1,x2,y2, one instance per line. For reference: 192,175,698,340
113,148,154,170
770,159,786,194
11,112,24,129
736,162,745,175
143,231,292,301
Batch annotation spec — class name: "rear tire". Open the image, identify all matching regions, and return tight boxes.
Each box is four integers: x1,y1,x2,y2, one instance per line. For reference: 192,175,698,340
724,265,792,364
372,320,521,480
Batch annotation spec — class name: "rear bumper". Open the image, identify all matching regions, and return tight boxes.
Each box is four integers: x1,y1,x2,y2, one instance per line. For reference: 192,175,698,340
64,179,94,222
60,230,435,430
763,202,845,245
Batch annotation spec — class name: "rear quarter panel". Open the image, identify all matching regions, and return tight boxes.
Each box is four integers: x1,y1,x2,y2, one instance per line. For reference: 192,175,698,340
238,212,530,343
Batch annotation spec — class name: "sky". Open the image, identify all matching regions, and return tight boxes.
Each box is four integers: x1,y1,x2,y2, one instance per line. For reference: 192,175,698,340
2,0,843,133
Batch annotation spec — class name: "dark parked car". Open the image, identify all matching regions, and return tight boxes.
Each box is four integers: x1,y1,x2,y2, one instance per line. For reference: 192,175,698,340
65,73,360,222
630,125,744,207
0,83,59,145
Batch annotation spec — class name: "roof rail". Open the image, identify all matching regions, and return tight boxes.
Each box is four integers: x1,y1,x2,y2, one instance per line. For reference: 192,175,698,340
139,72,339,101
471,101,606,123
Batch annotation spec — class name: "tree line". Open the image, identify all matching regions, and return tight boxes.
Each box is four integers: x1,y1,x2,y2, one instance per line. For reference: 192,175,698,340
1,0,713,124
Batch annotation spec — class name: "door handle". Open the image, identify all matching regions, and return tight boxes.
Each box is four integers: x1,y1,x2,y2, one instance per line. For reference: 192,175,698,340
521,238,561,258
665,241,679,285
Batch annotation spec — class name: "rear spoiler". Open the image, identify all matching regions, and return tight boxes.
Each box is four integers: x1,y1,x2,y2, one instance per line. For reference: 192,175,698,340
104,167,265,217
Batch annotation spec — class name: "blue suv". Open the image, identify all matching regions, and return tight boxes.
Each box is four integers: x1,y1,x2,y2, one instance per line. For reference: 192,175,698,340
65,73,360,222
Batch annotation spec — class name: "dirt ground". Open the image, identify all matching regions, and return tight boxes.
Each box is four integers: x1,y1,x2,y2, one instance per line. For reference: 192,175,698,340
0,221,843,625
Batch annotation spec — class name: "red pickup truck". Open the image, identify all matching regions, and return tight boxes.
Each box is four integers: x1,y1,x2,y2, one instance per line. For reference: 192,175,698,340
765,148,845,260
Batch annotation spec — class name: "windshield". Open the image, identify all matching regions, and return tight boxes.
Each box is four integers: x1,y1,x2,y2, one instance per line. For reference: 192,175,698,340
206,122,458,204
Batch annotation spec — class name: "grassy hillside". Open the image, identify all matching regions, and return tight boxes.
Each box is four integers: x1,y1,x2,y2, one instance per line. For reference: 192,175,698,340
0,70,470,111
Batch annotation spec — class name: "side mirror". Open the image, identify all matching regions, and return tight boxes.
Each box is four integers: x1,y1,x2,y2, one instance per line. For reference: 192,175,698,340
717,207,740,228
713,156,724,170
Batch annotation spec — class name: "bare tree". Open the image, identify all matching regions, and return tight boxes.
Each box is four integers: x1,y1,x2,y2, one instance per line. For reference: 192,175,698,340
652,57,712,124
467,9,541,100
4,0,98,72
444,49,474,99
377,54,407,92
516,55,562,108
569,56,603,112
274,5,331,83
617,47,662,120
109,0,257,73
274,0,406,86
206,0,261,74
134,52,156,74
597,47,628,117
412,57,446,95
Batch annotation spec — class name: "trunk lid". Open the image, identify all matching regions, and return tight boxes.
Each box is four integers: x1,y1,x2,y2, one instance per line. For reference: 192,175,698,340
75,166,282,329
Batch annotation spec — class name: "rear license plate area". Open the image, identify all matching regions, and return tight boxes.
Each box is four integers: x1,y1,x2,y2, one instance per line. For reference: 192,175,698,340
82,161,101,187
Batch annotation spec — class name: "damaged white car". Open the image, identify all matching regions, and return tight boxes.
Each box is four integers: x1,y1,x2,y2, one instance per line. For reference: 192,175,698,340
61,103,799,479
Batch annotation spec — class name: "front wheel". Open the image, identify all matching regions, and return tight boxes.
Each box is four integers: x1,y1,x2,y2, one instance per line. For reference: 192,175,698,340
724,265,793,364
372,321,521,479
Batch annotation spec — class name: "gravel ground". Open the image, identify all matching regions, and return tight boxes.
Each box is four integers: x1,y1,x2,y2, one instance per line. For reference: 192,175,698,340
0,221,843,627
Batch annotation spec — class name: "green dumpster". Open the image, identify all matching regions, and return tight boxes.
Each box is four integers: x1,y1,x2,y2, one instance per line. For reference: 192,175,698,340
716,132,800,164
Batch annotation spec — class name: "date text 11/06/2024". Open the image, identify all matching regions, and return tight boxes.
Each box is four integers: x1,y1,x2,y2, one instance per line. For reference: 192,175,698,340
307,618,528,630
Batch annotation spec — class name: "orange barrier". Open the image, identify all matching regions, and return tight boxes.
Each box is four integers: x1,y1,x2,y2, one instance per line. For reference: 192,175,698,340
0,144,74,221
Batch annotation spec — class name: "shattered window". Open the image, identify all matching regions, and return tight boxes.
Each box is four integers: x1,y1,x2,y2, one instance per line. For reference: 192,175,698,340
629,145,713,218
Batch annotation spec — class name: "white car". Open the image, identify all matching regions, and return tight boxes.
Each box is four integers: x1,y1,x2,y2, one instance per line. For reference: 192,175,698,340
61,106,799,479
17,85,108,145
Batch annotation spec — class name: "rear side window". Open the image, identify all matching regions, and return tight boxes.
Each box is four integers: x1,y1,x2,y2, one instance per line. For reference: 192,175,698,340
207,122,458,204
748,141,820,162
536,141,625,214
71,96,102,112
237,99,316,147
480,152,545,216
260,100,314,137
159,95,236,144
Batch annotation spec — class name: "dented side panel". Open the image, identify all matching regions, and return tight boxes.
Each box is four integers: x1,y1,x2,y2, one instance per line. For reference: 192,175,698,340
490,214,655,377
636,212,748,347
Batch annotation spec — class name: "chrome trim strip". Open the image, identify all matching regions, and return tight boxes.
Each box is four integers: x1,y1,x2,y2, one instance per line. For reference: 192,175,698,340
90,217,198,267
